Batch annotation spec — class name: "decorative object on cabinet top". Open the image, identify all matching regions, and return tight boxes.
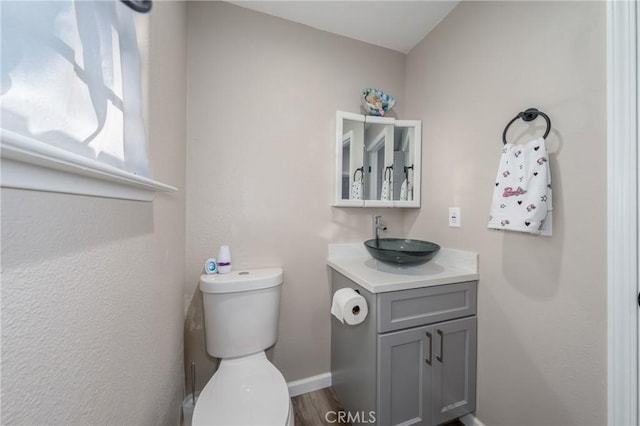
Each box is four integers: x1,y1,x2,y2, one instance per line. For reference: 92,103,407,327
361,88,396,116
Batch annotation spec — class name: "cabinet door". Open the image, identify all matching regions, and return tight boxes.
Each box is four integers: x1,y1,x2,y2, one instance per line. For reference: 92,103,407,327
431,317,477,426
378,325,432,426
335,111,366,207
363,118,394,205
392,120,421,208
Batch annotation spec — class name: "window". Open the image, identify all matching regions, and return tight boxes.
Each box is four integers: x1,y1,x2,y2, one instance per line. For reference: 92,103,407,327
0,0,175,200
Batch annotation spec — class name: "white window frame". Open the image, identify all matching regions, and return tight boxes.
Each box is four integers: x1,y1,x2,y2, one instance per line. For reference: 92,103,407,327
607,0,639,424
1,129,176,201
0,1,176,201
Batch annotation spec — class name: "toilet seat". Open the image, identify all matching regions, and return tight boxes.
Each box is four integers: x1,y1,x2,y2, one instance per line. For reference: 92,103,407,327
193,352,292,426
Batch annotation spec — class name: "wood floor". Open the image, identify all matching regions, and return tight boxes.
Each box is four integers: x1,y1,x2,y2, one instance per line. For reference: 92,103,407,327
291,387,465,426
292,387,348,425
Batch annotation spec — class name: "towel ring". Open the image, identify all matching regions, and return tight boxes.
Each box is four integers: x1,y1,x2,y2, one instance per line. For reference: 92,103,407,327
502,108,551,145
121,0,152,13
404,164,414,179
384,165,393,181
353,167,364,182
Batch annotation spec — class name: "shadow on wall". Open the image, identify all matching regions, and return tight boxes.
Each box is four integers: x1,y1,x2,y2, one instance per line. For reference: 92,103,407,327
1,189,154,269
330,207,406,241
501,124,564,301
184,284,218,394
478,285,575,424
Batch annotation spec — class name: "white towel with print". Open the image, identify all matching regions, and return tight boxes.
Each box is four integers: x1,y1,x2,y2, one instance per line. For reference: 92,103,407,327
400,178,409,201
351,179,363,200
381,177,392,201
488,137,552,235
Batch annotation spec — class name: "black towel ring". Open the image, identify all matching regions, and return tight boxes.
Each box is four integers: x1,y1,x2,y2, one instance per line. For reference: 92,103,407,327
384,165,393,181
121,0,152,13
404,164,414,180
353,167,364,182
502,108,551,145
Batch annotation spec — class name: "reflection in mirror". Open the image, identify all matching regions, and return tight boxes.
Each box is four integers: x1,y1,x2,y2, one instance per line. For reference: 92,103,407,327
341,131,351,199
364,122,394,200
335,111,420,208
341,117,364,201
393,126,415,201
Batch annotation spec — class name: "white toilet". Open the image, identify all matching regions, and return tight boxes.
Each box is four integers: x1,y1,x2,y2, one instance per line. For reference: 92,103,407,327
193,267,294,426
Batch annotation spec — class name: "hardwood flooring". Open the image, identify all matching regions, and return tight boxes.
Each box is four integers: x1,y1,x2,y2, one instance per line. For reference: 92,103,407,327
292,387,348,425
291,387,465,426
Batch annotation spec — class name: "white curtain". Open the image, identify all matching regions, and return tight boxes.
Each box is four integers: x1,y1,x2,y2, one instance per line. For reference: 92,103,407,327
1,0,151,178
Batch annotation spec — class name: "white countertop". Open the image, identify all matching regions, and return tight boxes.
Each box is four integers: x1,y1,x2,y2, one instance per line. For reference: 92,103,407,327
327,243,479,293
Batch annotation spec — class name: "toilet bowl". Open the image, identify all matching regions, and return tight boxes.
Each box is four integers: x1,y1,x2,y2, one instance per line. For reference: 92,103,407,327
192,352,293,425
193,268,293,426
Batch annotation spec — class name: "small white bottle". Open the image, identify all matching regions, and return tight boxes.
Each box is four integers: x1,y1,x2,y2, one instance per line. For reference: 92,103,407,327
217,245,231,274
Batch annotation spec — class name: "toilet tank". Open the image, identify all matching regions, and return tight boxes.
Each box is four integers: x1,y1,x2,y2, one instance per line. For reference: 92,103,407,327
199,268,283,359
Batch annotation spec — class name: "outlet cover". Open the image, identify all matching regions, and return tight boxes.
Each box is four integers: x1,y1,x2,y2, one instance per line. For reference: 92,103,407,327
449,207,461,227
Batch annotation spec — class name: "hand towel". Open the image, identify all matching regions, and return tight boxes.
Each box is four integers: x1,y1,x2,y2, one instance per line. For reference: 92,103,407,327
400,178,408,201
488,137,552,235
351,179,362,200
381,177,391,201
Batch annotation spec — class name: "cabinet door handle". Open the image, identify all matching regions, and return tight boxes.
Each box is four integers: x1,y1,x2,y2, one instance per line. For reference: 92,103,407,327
425,331,432,365
436,329,444,362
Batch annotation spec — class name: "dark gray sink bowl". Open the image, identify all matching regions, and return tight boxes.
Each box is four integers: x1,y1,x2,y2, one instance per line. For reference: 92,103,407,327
364,238,441,265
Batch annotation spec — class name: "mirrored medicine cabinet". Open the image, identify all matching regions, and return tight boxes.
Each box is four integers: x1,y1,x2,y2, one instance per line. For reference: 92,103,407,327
334,111,421,208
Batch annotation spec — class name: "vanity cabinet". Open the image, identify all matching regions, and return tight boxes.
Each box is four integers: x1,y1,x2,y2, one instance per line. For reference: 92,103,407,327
335,111,421,208
331,271,477,426
378,317,477,426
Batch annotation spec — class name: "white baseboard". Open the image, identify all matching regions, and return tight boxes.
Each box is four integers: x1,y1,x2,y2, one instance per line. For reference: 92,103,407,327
287,372,332,397
460,413,486,426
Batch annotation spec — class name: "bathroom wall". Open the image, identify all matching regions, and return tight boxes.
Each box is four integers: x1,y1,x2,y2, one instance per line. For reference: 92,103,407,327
404,2,607,425
185,1,407,391
0,2,187,424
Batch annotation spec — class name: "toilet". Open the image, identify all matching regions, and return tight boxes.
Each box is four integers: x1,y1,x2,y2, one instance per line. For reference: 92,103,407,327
193,267,294,426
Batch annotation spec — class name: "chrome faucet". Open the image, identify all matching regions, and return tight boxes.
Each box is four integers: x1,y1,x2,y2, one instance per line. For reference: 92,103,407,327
373,215,387,246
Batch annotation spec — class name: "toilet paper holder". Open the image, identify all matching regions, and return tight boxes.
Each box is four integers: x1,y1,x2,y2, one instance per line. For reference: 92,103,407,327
331,287,368,325
352,288,362,315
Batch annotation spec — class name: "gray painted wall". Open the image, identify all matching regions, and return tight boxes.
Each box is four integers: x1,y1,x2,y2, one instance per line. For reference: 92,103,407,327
0,2,608,425
184,1,407,393
404,2,607,425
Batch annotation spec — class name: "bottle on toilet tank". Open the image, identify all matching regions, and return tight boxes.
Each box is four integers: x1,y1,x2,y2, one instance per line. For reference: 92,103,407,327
217,245,231,274
204,258,218,274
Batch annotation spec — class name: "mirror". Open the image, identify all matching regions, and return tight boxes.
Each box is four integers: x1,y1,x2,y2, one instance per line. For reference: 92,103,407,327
334,111,421,208
392,121,421,203
336,112,365,205
363,120,394,201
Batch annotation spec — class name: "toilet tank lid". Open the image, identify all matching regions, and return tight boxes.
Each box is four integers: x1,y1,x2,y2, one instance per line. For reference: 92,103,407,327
200,268,283,294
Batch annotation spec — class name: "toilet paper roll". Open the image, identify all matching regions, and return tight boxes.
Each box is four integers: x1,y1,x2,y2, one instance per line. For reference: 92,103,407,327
331,288,368,325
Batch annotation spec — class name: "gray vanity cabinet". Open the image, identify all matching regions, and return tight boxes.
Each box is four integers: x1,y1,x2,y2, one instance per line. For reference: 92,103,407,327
331,270,477,426
377,324,433,425
377,317,477,425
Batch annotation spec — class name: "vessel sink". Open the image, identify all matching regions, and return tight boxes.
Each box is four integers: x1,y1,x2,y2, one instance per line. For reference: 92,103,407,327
364,238,441,265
